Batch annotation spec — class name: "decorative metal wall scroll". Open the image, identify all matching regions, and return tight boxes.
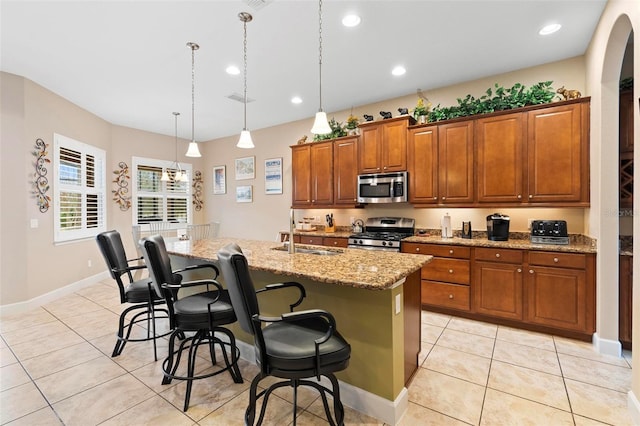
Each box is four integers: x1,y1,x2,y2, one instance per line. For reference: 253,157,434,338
32,138,51,212
192,170,204,211
112,161,131,211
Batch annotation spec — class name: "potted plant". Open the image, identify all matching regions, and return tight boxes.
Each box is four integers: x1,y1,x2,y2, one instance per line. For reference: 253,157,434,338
346,114,359,135
413,98,431,124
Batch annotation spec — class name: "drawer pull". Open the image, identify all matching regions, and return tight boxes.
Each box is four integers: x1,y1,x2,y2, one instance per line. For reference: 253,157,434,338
442,197,446,200
517,268,522,273
529,195,533,199
529,269,534,274
517,194,522,199
333,242,338,245
433,196,438,200
448,269,454,274
449,294,454,299
415,248,421,252
495,253,501,258
449,249,454,254
553,257,559,263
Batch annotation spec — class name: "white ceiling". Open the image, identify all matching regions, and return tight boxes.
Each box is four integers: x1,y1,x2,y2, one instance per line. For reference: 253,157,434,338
1,0,607,142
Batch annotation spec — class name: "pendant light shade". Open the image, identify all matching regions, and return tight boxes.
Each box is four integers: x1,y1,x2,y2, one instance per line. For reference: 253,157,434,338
311,0,331,135
163,112,190,183
237,12,255,149
311,111,332,134
185,42,202,157
161,170,170,182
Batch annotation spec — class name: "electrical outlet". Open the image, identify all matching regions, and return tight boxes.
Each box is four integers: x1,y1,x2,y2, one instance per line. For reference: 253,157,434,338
87,259,92,268
395,294,402,315
527,219,533,230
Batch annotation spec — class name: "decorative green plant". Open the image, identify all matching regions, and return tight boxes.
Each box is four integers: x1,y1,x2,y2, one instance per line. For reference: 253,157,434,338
346,114,359,129
313,117,347,141
412,98,431,118
428,81,556,122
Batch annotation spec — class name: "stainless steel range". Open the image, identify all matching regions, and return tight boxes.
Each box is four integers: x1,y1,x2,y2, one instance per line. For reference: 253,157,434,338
348,217,415,252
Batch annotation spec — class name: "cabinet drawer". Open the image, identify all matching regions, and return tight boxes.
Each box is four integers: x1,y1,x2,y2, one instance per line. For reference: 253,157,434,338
474,247,523,264
422,258,470,284
528,251,586,269
299,236,323,245
323,237,348,248
422,281,470,311
403,243,470,259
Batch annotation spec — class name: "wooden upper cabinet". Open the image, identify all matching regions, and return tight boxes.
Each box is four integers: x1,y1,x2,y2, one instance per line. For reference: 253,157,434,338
408,126,438,204
476,113,526,203
291,144,312,206
438,121,474,204
291,141,333,207
333,136,359,205
620,90,634,153
527,102,588,204
358,116,413,174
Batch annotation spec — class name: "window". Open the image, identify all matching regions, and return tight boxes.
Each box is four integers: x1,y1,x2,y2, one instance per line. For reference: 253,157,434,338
132,157,192,226
53,133,106,242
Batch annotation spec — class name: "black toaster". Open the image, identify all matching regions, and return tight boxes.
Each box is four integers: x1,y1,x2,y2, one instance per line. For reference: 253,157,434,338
530,220,569,245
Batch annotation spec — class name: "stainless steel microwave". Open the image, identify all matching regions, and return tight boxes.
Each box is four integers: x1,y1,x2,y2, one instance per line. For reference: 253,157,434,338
357,171,408,203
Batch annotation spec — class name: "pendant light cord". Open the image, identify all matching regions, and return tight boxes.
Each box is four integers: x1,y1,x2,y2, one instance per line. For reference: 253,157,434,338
243,15,248,131
173,112,180,176
187,42,199,144
318,0,323,112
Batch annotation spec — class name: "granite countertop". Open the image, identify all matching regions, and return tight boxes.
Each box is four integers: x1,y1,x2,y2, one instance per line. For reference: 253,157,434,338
166,238,431,290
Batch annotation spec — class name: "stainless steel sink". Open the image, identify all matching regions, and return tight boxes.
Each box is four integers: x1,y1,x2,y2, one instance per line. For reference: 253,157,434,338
272,244,343,256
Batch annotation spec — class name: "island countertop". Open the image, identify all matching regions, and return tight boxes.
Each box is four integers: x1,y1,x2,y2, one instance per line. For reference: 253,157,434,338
166,238,431,290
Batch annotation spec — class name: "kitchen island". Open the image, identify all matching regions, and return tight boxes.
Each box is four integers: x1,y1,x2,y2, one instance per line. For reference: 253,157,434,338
167,238,431,424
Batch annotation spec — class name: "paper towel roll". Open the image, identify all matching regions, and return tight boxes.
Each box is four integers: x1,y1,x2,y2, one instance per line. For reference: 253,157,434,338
441,213,452,238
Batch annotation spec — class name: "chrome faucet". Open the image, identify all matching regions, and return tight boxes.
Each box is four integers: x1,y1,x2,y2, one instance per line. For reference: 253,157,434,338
289,208,295,254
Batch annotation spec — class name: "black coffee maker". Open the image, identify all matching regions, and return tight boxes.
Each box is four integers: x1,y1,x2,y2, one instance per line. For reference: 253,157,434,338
486,213,510,241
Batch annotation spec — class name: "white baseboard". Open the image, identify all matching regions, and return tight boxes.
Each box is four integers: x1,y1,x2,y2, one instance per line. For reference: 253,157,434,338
629,390,640,425
593,332,622,357
234,338,407,425
0,271,109,316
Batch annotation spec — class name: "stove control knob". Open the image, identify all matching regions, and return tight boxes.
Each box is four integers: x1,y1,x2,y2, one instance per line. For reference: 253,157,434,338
388,241,395,247
382,241,387,246
358,240,363,245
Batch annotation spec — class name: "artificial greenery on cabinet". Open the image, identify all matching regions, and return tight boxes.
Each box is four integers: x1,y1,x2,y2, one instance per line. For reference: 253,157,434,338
428,81,556,122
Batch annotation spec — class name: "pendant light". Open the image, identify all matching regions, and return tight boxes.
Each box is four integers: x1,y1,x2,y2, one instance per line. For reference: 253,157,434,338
237,12,255,149
185,42,202,157
311,0,331,135
161,112,189,182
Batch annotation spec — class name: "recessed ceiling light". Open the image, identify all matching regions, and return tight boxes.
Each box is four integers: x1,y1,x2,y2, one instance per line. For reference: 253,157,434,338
539,23,562,35
342,14,361,27
392,65,406,76
291,96,303,104
226,65,240,75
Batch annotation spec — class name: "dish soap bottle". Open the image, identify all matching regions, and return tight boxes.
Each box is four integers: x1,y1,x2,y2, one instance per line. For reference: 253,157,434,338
441,213,452,238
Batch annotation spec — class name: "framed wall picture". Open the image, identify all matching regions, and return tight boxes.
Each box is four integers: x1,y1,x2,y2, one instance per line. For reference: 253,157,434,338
236,185,253,203
213,165,226,194
235,156,255,180
264,157,283,195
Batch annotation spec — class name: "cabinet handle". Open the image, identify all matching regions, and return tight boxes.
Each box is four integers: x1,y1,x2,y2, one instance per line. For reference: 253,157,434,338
517,195,522,199
442,197,446,200
333,242,338,245
449,249,454,254
529,195,533,199
495,253,501,258
448,269,454,274
415,248,421,252
449,294,454,299
529,269,534,274
433,197,438,200
517,268,522,273
383,166,387,170
553,257,559,263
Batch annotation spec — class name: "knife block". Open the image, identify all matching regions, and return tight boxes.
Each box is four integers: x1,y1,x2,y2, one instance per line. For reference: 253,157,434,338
324,225,335,233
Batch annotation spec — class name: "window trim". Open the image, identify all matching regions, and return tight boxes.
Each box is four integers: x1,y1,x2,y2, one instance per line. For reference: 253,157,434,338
131,156,193,229
53,133,106,243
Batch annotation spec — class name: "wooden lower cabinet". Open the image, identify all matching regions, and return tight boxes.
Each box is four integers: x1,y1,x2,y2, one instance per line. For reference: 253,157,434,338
619,255,632,349
473,248,524,320
404,242,596,338
322,237,348,248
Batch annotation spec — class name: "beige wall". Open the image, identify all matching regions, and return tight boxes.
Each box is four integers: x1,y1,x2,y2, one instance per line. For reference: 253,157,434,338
203,56,588,241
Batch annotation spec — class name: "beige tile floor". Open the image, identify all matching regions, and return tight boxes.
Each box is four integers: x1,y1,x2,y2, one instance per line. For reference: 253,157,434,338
0,279,635,425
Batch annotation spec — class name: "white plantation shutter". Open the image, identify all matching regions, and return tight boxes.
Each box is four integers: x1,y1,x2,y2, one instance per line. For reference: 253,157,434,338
54,134,106,242
132,157,191,226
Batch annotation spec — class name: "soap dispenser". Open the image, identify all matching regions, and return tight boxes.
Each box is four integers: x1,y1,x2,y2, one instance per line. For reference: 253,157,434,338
441,213,452,238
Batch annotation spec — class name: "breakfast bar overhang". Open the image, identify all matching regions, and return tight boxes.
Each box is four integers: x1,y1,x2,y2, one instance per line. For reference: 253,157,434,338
167,238,431,424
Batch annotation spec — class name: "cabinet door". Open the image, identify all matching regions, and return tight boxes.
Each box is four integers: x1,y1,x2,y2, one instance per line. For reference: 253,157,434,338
359,125,382,174
408,127,438,204
291,145,311,206
422,281,470,311
619,255,632,349
620,90,634,153
474,261,523,320
381,119,408,171
438,121,474,204
525,266,588,332
476,113,526,203
334,137,359,205
310,141,333,205
527,103,585,203
323,237,348,248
